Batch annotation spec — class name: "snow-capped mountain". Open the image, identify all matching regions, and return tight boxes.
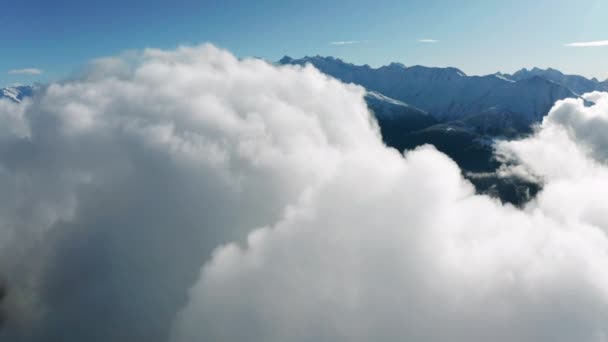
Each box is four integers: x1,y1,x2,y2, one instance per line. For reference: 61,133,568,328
505,67,608,95
0,84,39,103
279,56,581,129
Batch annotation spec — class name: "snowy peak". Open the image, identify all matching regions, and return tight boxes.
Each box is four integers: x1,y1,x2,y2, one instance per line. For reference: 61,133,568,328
1,87,21,103
0,84,39,103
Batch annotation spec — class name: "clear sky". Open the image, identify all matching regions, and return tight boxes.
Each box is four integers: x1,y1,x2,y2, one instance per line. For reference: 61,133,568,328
2,0,607,87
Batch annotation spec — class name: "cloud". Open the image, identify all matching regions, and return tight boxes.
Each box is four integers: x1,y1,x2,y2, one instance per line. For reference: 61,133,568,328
330,40,368,45
496,93,608,227
172,91,608,342
7,68,43,75
1,44,608,342
564,40,608,47
418,39,440,43
0,44,377,342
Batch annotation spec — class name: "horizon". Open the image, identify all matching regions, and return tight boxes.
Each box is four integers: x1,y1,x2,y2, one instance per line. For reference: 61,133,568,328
3,50,607,89
2,0,607,86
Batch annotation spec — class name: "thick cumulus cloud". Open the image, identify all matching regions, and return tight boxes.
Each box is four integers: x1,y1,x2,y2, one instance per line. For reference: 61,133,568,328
1,43,608,342
172,91,608,342
0,44,377,342
497,92,608,235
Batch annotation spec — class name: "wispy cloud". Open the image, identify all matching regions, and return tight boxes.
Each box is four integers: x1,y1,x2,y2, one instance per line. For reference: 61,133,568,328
8,68,43,75
330,40,369,45
418,39,440,43
564,40,608,47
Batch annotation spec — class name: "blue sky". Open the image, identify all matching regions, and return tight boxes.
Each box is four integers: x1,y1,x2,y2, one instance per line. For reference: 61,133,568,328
2,0,607,86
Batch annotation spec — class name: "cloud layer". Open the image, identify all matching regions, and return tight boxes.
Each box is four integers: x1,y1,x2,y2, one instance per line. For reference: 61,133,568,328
0,44,608,342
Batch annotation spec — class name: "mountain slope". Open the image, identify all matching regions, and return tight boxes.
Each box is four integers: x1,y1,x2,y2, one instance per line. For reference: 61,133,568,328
365,91,437,135
458,76,578,135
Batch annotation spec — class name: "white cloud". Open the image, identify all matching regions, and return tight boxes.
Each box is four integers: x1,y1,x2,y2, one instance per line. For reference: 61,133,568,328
7,68,43,75
0,44,378,342
418,39,440,43
564,40,608,47
497,93,608,228
172,92,608,342
330,40,368,45
2,44,608,342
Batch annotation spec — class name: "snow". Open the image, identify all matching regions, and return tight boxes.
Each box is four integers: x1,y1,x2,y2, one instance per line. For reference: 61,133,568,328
0,84,38,103
365,91,408,107
1,87,21,103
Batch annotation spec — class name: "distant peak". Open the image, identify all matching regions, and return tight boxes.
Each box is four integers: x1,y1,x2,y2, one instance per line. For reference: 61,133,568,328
279,56,471,76
515,67,564,77
512,67,531,75
306,55,336,61
281,55,353,67
278,56,293,64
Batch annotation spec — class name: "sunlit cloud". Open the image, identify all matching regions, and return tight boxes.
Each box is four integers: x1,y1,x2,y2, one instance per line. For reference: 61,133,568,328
564,40,608,47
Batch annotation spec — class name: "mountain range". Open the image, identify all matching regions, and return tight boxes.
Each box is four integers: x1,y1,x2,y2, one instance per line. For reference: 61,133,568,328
505,67,608,95
280,56,607,136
